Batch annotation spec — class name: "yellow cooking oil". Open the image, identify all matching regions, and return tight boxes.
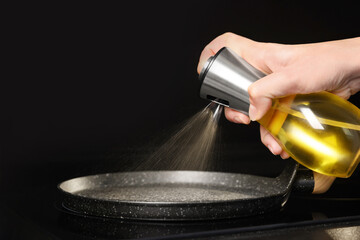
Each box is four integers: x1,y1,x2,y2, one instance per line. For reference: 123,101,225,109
258,91,360,178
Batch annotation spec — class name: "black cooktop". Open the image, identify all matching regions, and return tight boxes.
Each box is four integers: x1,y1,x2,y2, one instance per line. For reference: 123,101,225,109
2,184,360,240
2,146,360,240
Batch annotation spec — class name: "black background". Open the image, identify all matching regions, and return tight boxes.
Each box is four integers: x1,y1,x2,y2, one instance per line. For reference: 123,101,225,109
2,1,360,194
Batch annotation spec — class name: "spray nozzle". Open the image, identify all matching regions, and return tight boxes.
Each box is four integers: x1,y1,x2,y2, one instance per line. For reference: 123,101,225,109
198,47,266,116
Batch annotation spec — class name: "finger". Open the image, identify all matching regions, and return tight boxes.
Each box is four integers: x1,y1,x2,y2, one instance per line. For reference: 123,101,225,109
224,107,250,124
260,126,283,155
248,70,303,121
197,32,267,74
280,151,290,159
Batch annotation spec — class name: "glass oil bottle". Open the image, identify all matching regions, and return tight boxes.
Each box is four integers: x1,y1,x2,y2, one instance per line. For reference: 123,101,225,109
199,47,360,177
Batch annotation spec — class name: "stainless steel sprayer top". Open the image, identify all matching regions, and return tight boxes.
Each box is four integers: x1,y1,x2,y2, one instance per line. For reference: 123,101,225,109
199,47,266,115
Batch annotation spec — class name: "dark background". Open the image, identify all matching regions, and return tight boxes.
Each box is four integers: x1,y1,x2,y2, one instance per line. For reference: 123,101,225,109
2,1,360,196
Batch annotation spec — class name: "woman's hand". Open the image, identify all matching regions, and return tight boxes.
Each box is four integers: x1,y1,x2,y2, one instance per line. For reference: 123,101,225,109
198,33,360,159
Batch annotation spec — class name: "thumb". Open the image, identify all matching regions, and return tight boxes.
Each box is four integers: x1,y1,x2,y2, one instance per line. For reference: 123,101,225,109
248,71,301,121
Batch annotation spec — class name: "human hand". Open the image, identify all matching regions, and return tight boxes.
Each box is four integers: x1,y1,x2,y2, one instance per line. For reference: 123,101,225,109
198,33,360,159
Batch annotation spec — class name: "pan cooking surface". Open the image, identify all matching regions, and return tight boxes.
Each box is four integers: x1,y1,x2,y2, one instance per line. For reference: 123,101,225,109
58,165,298,220
60,171,272,204
74,184,254,203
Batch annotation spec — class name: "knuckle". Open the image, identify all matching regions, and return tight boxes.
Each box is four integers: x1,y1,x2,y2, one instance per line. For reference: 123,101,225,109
221,32,236,40
248,83,261,100
283,70,300,89
218,32,237,46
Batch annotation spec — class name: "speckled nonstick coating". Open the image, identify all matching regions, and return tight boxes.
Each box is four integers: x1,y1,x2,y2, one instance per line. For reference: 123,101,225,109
58,160,311,221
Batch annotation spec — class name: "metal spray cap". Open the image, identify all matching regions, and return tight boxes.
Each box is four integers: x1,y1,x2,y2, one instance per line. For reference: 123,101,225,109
199,47,266,116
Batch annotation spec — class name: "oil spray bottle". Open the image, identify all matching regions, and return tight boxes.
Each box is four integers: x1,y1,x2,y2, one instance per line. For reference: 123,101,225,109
199,47,360,178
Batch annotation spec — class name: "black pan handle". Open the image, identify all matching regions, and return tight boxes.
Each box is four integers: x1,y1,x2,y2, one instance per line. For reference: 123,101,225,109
292,167,314,195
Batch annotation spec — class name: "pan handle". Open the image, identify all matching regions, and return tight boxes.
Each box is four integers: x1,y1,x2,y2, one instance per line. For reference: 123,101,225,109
276,161,314,195
292,167,315,194
292,168,338,194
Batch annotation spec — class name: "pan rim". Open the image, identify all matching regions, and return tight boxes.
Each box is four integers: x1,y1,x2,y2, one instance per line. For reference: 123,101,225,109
58,170,286,205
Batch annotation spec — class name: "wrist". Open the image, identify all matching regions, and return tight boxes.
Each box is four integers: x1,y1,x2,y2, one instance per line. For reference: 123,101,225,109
342,37,360,80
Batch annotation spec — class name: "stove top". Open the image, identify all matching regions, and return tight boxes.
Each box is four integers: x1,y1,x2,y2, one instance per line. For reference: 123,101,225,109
2,142,360,240
58,197,360,239
2,174,360,240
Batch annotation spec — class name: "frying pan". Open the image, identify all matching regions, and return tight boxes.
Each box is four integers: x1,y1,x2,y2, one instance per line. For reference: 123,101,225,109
58,160,314,221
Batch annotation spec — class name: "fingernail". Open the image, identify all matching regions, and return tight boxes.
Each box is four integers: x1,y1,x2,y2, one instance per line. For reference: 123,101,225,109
267,145,275,155
281,152,290,159
249,104,258,121
234,117,243,123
